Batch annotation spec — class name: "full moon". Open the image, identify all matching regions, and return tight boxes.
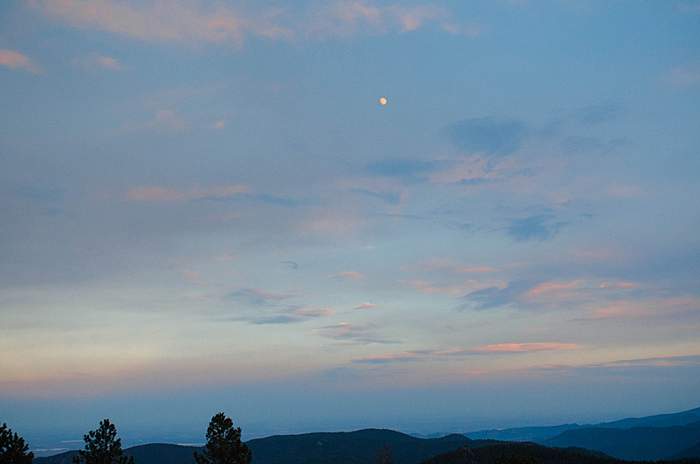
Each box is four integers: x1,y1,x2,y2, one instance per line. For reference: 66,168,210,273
378,96,388,106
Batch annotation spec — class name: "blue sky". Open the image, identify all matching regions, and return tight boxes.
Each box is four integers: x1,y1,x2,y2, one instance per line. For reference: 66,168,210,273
1,0,700,448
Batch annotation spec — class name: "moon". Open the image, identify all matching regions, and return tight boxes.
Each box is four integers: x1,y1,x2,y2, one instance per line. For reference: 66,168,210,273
378,96,388,106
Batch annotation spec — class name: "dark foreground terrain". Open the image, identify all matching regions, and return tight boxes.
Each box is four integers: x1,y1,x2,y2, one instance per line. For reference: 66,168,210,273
35,428,700,464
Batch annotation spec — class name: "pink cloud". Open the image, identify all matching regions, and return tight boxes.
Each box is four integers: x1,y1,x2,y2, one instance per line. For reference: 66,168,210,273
354,302,376,310
293,307,335,318
332,271,365,280
607,183,642,198
299,213,362,237
95,54,121,70
29,0,292,45
126,184,249,202
405,279,475,297
473,342,579,354
667,63,700,87
525,280,584,299
599,281,638,290
413,258,497,274
587,296,700,320
0,49,41,74
310,1,479,39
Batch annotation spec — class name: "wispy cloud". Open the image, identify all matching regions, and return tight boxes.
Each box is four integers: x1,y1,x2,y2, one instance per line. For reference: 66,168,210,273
126,184,249,202
571,102,621,125
585,296,700,320
0,49,41,74
472,342,578,354
331,271,365,280
366,158,437,181
461,281,533,310
317,322,396,344
354,302,376,310
667,63,700,87
227,288,295,307
29,0,291,45
76,53,122,71
30,0,475,47
507,214,566,242
352,342,579,364
446,117,528,156
309,2,479,39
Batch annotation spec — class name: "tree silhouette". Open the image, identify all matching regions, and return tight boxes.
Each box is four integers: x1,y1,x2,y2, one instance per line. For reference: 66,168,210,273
376,444,394,464
194,413,251,464
0,423,34,464
73,419,133,464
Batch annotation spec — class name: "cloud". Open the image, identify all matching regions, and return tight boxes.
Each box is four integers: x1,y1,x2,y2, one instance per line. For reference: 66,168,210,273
226,290,334,324
150,109,187,131
352,342,579,364
0,49,41,74
667,64,700,87
607,183,642,198
354,302,376,310
281,260,299,270
571,102,621,125
506,214,566,242
126,184,249,202
560,135,626,154
525,280,584,299
228,288,295,307
411,258,497,275
350,188,404,205
585,296,700,320
366,158,437,181
299,213,362,237
461,281,533,310
250,307,334,324
405,279,476,297
309,2,479,39
446,117,527,156
331,271,365,280
29,0,292,46
30,0,474,47
472,342,578,354
317,322,395,344
76,53,122,71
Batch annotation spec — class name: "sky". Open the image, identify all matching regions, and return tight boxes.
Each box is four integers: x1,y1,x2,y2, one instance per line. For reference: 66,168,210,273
1,0,700,451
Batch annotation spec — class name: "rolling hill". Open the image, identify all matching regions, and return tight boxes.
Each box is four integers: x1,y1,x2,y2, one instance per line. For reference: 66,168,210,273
421,441,700,464
35,429,473,464
466,406,700,443
545,421,700,461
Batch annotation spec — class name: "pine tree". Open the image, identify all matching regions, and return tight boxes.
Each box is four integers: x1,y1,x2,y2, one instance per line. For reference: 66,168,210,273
194,413,251,464
73,419,133,464
0,423,34,464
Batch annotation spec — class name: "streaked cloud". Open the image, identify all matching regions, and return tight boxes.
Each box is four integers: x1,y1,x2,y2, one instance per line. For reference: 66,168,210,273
309,1,479,39
472,342,578,354
76,53,122,71
29,0,475,47
354,302,376,310
507,214,566,242
228,288,295,307
331,271,365,280
317,322,396,344
28,0,291,45
126,184,249,202
667,63,700,87
353,342,579,364
0,49,41,73
446,117,527,156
